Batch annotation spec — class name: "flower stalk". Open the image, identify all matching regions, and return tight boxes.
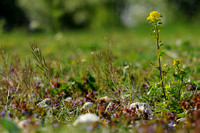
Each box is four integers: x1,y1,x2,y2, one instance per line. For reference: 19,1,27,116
147,11,167,100
156,24,166,100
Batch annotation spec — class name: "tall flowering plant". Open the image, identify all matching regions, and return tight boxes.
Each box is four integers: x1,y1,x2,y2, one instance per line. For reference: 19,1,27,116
147,11,166,100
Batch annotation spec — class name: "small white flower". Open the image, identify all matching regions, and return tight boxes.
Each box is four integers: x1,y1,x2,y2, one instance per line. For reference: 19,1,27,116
124,65,129,69
34,48,40,52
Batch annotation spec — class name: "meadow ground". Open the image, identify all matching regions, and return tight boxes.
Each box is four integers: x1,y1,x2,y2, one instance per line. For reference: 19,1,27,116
0,21,200,132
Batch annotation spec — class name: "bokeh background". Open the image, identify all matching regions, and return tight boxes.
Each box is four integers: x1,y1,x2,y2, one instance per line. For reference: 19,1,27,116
0,0,200,31
0,0,200,64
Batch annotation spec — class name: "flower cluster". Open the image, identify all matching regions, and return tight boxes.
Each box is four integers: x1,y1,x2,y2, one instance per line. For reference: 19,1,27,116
147,11,163,23
173,60,180,66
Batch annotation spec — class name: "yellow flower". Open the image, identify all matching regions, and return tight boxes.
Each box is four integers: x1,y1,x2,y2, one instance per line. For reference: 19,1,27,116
180,69,185,74
147,11,163,23
165,84,170,89
172,60,180,66
163,64,167,67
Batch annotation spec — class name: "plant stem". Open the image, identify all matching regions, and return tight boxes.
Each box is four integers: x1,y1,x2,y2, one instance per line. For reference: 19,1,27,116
156,24,167,100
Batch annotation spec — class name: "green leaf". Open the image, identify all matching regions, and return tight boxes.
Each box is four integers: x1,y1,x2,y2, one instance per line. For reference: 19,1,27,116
158,49,165,57
0,118,21,133
154,108,169,113
148,61,158,67
147,85,155,95
159,41,164,47
177,112,188,118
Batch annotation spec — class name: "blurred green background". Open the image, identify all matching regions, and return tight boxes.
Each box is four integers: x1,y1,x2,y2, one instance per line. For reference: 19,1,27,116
0,0,200,64
0,0,200,31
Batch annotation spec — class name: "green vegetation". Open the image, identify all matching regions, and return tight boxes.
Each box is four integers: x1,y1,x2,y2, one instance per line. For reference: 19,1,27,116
0,15,200,132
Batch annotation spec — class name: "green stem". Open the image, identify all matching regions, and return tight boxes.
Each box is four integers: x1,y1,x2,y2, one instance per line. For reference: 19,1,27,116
177,66,181,100
156,24,166,100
